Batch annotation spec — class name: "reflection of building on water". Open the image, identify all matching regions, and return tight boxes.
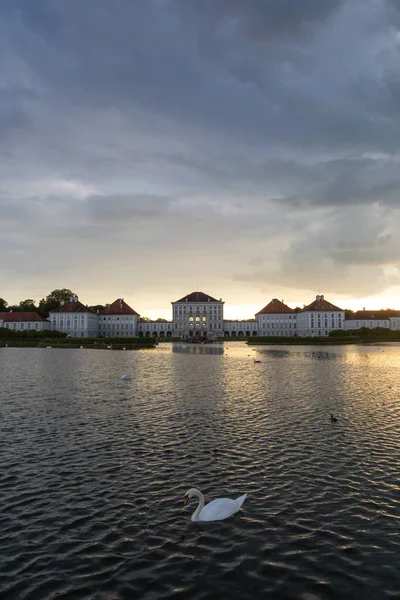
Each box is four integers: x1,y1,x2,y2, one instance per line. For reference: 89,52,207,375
172,343,224,355
25,289,400,339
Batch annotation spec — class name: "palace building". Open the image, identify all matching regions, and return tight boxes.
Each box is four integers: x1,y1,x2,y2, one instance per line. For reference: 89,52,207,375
46,291,347,339
8,290,398,339
171,291,224,340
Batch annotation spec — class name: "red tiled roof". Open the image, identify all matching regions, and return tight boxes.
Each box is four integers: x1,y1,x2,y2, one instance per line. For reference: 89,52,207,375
301,296,343,312
49,300,95,314
100,298,139,316
0,311,48,322
256,299,294,315
349,310,400,320
173,292,222,303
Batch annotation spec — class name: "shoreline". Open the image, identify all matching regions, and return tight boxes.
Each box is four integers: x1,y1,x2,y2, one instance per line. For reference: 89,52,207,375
0,342,156,350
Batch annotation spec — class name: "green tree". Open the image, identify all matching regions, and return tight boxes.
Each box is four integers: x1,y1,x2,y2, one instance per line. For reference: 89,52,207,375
344,309,354,319
17,299,38,312
0,298,8,311
0,327,16,338
88,304,105,311
38,288,76,317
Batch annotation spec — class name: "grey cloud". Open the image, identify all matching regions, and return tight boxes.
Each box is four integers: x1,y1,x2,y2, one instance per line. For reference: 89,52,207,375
178,0,345,40
235,204,400,296
2,0,399,155
2,0,400,306
164,153,400,209
84,194,175,222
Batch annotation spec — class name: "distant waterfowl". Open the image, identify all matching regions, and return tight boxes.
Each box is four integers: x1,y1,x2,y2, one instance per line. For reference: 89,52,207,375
120,374,132,380
184,488,247,522
122,347,126,351
254,359,261,363
46,346,52,349
330,414,338,422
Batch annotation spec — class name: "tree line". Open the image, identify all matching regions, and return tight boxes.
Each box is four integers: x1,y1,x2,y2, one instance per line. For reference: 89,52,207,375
0,289,105,318
0,289,153,320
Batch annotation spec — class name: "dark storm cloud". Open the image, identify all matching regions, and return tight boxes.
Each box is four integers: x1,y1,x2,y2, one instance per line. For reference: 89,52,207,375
3,0,398,153
177,0,344,38
2,0,400,302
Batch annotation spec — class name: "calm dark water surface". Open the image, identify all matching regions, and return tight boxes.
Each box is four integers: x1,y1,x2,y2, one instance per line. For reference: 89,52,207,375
0,343,399,600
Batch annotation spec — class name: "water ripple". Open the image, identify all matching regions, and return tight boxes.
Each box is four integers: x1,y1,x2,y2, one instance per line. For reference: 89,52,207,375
0,343,399,599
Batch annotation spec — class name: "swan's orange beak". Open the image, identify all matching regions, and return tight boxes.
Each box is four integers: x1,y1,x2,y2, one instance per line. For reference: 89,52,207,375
183,495,189,505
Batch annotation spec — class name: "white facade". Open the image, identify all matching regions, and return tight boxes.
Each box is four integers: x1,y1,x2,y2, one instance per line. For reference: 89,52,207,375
256,314,297,336
172,292,224,339
390,317,400,330
296,295,344,337
98,314,137,337
50,311,98,338
344,318,391,330
50,298,98,338
255,299,296,336
138,321,173,338
0,312,50,332
98,298,139,338
223,321,258,337
98,314,138,337
344,311,400,330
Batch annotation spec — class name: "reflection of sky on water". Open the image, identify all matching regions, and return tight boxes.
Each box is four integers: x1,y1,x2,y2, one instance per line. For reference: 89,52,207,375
172,343,224,355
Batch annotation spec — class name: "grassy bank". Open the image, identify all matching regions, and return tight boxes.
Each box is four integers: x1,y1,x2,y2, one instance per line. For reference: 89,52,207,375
246,329,400,345
0,329,157,349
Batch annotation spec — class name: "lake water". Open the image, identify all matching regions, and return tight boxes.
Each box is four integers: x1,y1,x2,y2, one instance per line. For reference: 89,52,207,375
0,342,399,600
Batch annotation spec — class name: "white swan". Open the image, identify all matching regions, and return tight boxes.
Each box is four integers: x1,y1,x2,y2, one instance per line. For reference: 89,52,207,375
184,488,247,522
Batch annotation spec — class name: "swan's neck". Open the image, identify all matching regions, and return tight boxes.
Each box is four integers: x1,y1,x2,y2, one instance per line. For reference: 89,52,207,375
191,490,205,522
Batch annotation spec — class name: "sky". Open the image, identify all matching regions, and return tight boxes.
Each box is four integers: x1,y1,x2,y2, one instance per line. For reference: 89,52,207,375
1,0,400,320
